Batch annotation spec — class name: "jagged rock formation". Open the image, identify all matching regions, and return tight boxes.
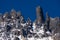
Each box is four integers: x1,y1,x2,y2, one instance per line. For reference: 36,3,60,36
36,6,44,26
0,6,60,40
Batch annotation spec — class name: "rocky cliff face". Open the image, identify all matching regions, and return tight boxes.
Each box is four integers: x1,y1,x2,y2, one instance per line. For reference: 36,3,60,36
0,6,60,40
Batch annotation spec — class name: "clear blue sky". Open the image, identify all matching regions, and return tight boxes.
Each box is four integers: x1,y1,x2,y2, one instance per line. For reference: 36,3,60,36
0,0,60,21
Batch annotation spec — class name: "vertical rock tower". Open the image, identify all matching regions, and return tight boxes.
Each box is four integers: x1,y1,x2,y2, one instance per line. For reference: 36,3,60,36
45,12,50,30
36,6,44,26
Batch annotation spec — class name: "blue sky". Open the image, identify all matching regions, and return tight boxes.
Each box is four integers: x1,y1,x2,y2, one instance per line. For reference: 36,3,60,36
0,0,60,21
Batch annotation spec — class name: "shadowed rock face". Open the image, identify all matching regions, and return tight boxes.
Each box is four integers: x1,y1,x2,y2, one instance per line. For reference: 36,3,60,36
49,17,60,34
14,37,20,40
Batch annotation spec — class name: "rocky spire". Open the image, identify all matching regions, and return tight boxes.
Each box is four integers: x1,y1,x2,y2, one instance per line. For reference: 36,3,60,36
20,16,25,23
45,12,50,31
26,17,32,29
17,11,21,16
36,6,44,23
26,17,32,25
3,12,10,22
17,11,21,19
3,12,8,18
36,6,44,27
46,12,50,22
10,9,17,19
